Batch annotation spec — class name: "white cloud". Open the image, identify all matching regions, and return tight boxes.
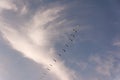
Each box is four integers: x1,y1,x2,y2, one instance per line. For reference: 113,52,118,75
20,5,27,15
89,54,115,77
113,41,120,47
0,0,17,12
0,1,75,80
112,36,120,47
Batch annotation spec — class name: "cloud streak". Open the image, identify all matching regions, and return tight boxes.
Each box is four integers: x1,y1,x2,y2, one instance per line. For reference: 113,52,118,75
89,53,120,78
0,1,75,80
0,0,17,12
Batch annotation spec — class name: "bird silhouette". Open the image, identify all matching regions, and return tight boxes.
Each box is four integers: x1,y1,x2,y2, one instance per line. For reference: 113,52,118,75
53,59,57,62
58,54,62,56
62,49,66,52
65,44,69,47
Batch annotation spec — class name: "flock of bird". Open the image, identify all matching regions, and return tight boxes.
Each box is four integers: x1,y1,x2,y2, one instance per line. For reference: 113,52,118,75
40,25,80,80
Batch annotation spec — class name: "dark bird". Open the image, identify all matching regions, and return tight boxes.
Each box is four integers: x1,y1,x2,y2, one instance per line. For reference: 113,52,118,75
73,29,77,33
70,34,75,38
58,54,61,56
49,64,52,66
43,73,46,75
47,68,50,71
62,49,66,52
65,44,69,47
69,39,73,42
53,59,56,62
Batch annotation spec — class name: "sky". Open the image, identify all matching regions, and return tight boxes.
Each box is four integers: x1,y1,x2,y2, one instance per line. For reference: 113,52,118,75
0,0,120,80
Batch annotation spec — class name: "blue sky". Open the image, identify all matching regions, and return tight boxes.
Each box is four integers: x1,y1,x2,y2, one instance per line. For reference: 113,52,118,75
0,0,120,80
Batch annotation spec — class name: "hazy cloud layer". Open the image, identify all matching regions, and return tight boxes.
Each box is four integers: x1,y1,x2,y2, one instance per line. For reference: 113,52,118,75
0,0,76,80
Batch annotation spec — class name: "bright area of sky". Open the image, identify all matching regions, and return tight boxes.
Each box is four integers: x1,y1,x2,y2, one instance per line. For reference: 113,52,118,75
0,0,120,80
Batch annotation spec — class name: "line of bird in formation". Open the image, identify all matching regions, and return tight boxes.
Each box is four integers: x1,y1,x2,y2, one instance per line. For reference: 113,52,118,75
40,25,80,80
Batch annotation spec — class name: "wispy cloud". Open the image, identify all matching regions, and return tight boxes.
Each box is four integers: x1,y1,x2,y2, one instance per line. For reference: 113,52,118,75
113,39,120,47
0,53,10,80
0,0,17,12
0,1,75,80
90,55,113,77
89,53,120,78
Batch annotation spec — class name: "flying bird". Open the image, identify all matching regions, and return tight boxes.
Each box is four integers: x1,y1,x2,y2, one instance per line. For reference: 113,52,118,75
43,73,46,75
70,34,75,38
65,44,69,47
49,64,53,66
47,68,50,71
69,38,73,42
62,49,66,52
73,29,77,33
53,59,57,62
58,53,62,56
